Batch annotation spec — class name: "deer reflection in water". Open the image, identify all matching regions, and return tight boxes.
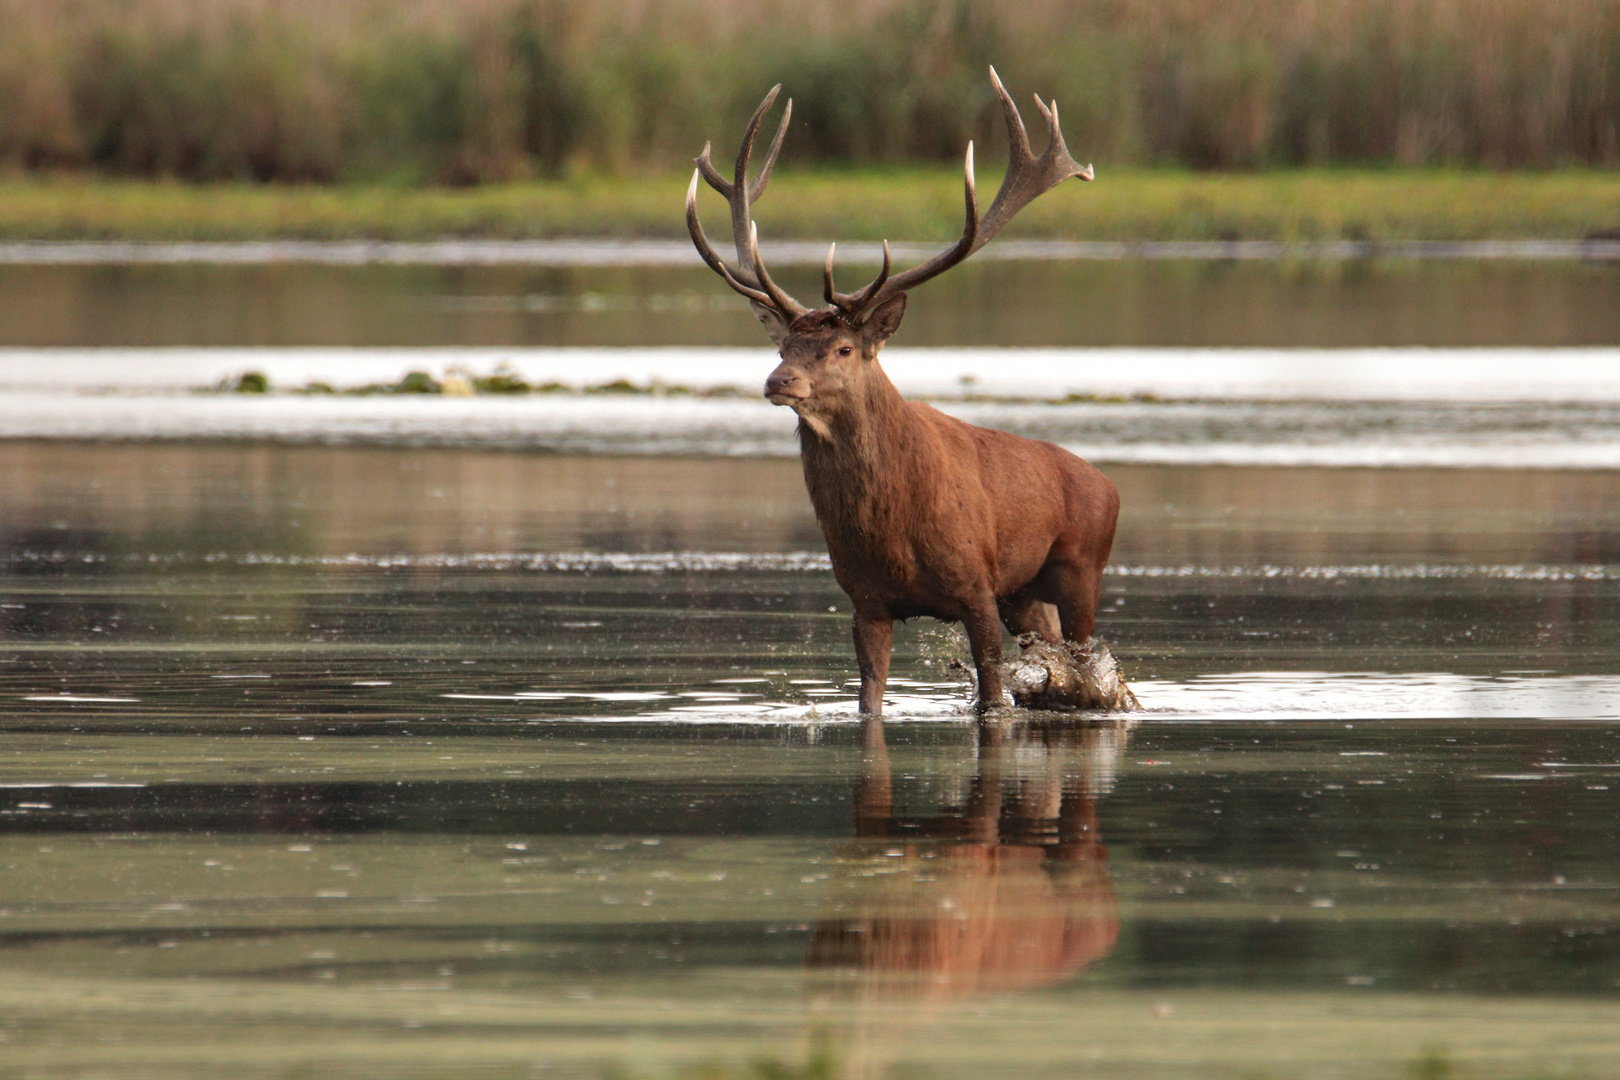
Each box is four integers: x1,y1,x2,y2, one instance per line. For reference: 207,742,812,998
807,716,1129,1001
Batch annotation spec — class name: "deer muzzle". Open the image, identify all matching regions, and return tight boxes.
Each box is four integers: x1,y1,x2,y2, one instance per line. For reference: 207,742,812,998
764,366,810,406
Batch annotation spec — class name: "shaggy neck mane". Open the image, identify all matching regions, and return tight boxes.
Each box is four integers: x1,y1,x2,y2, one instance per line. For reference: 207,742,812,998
798,361,916,527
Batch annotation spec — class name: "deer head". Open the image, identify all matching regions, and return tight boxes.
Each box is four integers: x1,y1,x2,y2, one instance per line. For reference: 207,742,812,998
687,68,1093,435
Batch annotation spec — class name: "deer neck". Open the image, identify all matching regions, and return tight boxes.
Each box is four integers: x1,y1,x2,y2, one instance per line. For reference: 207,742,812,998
796,365,919,522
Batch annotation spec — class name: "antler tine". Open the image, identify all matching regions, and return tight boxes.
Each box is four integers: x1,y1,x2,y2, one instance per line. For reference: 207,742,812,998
686,170,772,306
695,142,731,197
992,66,1033,164
729,85,781,269
824,240,893,321
688,85,813,319
748,221,810,319
859,240,895,305
861,141,979,313
748,99,792,204
972,67,1092,241
733,87,810,315
716,260,774,305
1032,96,1096,181
686,170,731,279
840,241,893,310
733,86,781,184
861,66,1089,313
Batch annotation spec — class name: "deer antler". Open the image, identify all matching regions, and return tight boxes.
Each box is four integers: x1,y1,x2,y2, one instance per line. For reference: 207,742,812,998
823,239,892,321
688,69,1090,330
836,66,1093,321
686,85,811,321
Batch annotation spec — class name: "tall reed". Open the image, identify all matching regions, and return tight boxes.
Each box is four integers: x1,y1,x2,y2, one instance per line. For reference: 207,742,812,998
1,0,1616,182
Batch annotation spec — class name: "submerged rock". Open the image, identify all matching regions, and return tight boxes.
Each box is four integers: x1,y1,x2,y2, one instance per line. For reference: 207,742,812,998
1000,635,1140,712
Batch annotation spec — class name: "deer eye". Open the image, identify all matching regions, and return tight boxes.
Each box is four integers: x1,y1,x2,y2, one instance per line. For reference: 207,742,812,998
837,346,854,357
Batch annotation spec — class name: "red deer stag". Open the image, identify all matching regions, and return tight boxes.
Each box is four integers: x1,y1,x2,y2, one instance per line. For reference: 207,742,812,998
686,67,1118,716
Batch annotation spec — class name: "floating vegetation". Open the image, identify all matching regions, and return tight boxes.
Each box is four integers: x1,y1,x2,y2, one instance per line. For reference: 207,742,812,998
470,367,539,395
205,364,755,399
203,365,1169,404
394,371,440,394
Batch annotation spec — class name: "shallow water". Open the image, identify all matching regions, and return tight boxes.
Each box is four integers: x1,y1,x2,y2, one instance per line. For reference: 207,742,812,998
4,256,1620,348
1,443,1618,1078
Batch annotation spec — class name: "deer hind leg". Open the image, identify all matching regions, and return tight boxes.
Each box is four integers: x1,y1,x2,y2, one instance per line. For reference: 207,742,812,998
852,611,893,717
1044,560,1104,644
998,590,1062,643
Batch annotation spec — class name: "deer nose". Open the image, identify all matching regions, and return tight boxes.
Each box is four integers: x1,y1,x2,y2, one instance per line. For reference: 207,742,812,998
764,369,808,402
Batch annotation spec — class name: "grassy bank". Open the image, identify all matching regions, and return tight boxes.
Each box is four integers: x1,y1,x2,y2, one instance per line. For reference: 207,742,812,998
2,169,1619,243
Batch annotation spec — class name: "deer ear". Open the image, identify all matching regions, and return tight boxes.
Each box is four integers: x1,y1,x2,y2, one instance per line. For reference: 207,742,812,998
860,293,906,347
750,301,791,346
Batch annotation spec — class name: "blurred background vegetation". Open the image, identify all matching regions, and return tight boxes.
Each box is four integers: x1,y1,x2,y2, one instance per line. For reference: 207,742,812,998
2,0,1618,186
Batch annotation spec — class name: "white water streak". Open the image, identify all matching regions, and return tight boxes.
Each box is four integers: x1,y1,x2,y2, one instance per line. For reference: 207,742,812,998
441,673,1620,723
7,348,1620,468
7,346,1620,401
1131,672,1620,721
6,550,1618,580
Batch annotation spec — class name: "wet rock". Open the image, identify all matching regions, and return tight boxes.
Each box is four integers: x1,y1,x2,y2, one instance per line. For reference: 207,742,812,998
1000,635,1140,712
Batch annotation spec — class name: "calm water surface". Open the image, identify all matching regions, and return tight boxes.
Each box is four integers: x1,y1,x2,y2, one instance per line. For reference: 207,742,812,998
1,443,1618,1078
3,258,1620,348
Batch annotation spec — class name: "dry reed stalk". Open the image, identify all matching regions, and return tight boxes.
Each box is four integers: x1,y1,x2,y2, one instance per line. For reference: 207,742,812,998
0,0,1615,182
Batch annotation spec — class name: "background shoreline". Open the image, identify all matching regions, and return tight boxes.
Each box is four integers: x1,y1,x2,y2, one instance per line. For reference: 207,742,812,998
2,170,1617,244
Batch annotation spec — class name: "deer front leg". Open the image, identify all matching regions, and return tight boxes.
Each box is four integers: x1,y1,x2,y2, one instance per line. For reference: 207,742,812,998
852,611,893,716
965,601,1007,712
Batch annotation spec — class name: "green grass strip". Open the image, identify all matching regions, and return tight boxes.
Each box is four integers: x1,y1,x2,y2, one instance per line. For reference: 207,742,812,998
2,168,1619,244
